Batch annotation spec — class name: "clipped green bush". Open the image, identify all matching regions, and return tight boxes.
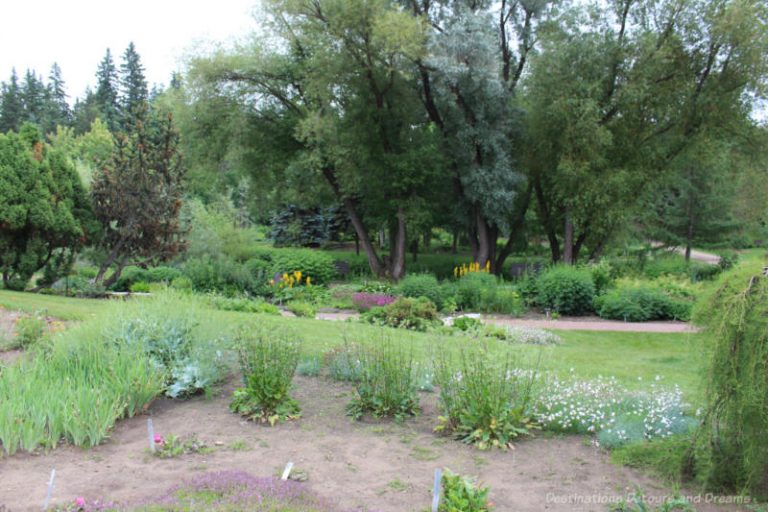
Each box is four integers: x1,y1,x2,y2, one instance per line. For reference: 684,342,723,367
455,272,495,310
183,255,260,295
270,248,335,285
129,281,151,293
594,287,692,321
536,266,596,316
398,273,444,308
362,297,440,331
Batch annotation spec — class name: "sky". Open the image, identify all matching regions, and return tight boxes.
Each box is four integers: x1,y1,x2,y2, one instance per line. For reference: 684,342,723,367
0,0,257,101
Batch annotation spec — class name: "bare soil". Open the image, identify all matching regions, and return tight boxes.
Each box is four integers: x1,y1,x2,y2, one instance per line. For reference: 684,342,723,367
0,376,738,512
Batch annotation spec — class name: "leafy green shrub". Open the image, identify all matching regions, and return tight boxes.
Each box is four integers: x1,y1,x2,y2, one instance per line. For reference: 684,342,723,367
594,287,692,321
107,293,224,398
14,314,45,348
183,255,260,295
129,281,151,293
455,272,497,311
207,295,280,315
270,248,335,284
435,350,536,450
687,262,721,282
362,297,440,331
145,266,183,283
536,266,596,315
451,315,483,332
286,301,317,318
439,470,493,512
346,337,420,422
230,326,301,425
398,273,444,308
360,280,394,294
590,260,614,295
170,275,193,292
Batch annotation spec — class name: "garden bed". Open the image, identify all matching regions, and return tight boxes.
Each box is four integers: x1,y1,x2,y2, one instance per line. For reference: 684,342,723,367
0,376,738,511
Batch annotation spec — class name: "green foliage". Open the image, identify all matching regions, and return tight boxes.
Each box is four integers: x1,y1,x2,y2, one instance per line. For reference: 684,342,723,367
325,347,363,382
439,470,493,512
183,255,263,296
296,357,321,377
286,301,317,318
107,293,224,398
129,281,151,293
536,266,596,316
345,337,420,422
595,287,692,322
14,314,45,348
398,273,444,308
611,436,693,484
0,128,94,290
153,434,210,458
453,273,524,314
207,295,280,315
270,249,335,285
0,320,164,453
230,326,301,425
611,492,693,512
691,264,768,498
451,316,483,332
435,350,537,450
362,297,440,331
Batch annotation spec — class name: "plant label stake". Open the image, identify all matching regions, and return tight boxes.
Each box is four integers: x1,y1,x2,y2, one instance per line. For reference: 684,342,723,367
431,468,442,512
147,418,156,453
281,462,294,481
42,468,55,510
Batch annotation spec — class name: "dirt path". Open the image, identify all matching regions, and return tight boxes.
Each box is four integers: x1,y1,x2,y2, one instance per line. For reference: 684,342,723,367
0,376,734,512
312,309,697,333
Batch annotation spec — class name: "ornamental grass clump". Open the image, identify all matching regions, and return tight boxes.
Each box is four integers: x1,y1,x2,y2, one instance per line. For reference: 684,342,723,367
230,326,302,425
435,350,537,450
346,336,420,422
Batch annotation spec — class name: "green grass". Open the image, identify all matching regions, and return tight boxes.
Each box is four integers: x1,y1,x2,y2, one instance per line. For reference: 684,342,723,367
0,290,107,320
1,290,707,401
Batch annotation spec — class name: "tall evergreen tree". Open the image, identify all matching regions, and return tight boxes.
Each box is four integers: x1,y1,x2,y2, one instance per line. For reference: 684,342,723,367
72,87,101,135
94,49,120,131
119,42,148,127
0,69,24,133
44,62,72,131
21,70,46,126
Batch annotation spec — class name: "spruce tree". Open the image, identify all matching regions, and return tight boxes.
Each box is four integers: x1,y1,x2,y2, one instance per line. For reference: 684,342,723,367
119,42,148,128
0,69,24,133
94,49,120,131
21,70,46,126
44,63,72,131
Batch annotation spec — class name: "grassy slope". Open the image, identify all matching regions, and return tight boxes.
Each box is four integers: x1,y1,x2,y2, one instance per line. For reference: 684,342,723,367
0,290,707,401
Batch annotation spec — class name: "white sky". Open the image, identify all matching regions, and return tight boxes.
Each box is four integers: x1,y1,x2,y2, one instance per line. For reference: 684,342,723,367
0,0,257,101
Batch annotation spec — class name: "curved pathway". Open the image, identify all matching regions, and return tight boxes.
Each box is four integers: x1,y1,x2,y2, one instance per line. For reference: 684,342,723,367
307,309,697,333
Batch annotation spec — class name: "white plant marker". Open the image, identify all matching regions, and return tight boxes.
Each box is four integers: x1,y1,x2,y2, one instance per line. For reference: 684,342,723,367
281,462,294,481
42,468,56,510
147,418,156,453
431,468,442,512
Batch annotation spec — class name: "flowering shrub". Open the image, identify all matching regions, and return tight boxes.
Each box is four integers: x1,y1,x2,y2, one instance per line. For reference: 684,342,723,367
351,292,396,311
454,260,491,278
503,327,561,345
533,372,695,448
362,297,440,331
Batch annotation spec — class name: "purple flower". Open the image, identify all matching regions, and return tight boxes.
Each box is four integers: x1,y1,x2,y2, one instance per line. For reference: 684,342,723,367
352,293,396,311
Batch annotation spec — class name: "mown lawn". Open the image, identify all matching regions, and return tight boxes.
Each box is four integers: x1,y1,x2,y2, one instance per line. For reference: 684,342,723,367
0,289,708,401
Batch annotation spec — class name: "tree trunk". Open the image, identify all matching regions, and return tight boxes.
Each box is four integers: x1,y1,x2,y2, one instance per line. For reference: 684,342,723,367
94,235,128,284
563,209,574,265
355,233,360,256
452,229,459,254
103,261,126,289
390,209,407,280
321,167,385,277
475,210,498,270
495,181,533,275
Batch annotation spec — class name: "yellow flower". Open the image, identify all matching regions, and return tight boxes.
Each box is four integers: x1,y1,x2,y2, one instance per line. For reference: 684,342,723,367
306,276,311,286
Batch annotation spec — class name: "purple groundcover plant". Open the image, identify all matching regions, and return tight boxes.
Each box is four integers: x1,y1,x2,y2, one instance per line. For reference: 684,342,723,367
352,292,396,311
61,471,381,511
